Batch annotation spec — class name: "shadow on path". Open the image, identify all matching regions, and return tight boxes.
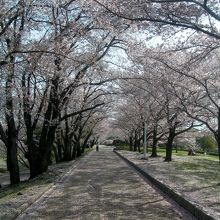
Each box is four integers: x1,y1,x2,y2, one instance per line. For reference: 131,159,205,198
17,146,195,220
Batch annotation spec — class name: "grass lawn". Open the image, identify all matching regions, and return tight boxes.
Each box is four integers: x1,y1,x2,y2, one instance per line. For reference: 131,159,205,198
0,157,7,173
159,147,218,161
115,143,219,162
84,147,94,154
142,146,219,162
114,144,131,151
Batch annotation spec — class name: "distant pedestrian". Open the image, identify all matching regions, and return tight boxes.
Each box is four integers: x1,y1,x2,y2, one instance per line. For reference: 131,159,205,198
96,144,99,151
188,148,196,156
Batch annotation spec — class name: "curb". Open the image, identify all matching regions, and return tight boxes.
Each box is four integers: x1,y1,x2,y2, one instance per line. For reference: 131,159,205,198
114,150,217,220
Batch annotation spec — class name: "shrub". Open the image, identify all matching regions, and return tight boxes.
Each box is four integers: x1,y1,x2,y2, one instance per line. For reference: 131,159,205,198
196,135,216,152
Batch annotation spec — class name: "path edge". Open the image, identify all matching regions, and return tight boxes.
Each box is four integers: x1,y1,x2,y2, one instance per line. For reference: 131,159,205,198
114,150,217,220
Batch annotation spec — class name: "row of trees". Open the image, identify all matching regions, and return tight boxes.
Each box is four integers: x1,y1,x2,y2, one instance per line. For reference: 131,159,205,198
92,0,220,161
1,0,220,185
113,43,220,161
0,0,120,185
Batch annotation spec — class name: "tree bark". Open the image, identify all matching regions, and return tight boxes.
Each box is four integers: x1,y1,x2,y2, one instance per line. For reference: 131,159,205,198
5,2,26,184
137,138,141,152
6,129,20,185
71,143,77,159
55,128,63,162
5,70,20,184
63,134,73,161
26,132,39,179
52,143,59,163
151,126,158,157
37,110,58,174
76,142,82,157
217,110,220,163
129,136,133,151
165,128,175,162
134,131,138,152
34,75,60,176
22,72,40,178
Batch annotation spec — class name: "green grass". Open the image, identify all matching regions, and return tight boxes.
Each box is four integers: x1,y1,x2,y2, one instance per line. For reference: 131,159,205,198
84,147,94,154
114,144,131,151
0,157,7,173
116,142,219,162
142,147,219,161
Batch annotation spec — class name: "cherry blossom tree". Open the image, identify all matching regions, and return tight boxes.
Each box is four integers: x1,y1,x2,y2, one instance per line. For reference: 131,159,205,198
92,0,220,40
164,49,220,162
0,0,30,185
0,0,125,183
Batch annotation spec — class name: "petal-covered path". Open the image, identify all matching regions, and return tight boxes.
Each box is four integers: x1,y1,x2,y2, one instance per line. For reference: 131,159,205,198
17,146,195,220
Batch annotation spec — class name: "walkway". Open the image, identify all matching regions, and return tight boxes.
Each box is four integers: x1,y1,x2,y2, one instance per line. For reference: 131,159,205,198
17,146,195,220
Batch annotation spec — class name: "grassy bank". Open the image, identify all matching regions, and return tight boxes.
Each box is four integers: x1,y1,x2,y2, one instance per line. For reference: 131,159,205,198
114,144,219,162
0,157,7,173
0,172,55,219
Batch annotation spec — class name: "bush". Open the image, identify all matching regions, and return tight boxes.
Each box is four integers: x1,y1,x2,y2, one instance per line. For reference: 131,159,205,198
0,167,7,173
196,135,216,152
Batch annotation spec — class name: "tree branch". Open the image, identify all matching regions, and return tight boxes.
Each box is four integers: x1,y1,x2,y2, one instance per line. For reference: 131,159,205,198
60,102,105,121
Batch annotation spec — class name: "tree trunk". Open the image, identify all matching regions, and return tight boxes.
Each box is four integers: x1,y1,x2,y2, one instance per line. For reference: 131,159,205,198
151,126,158,157
34,103,58,176
7,132,20,185
71,143,77,159
82,130,93,153
63,138,72,161
133,141,137,151
26,134,39,179
6,111,20,185
217,110,220,164
57,143,63,161
4,5,25,185
21,71,40,178
23,107,39,178
165,128,175,162
54,127,63,162
129,136,133,151
5,61,20,185
76,142,82,157
52,144,59,163
134,131,138,152
37,123,57,174
137,138,141,152
34,74,60,176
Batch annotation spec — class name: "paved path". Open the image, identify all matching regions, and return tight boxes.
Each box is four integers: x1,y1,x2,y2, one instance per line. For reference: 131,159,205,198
17,146,195,220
